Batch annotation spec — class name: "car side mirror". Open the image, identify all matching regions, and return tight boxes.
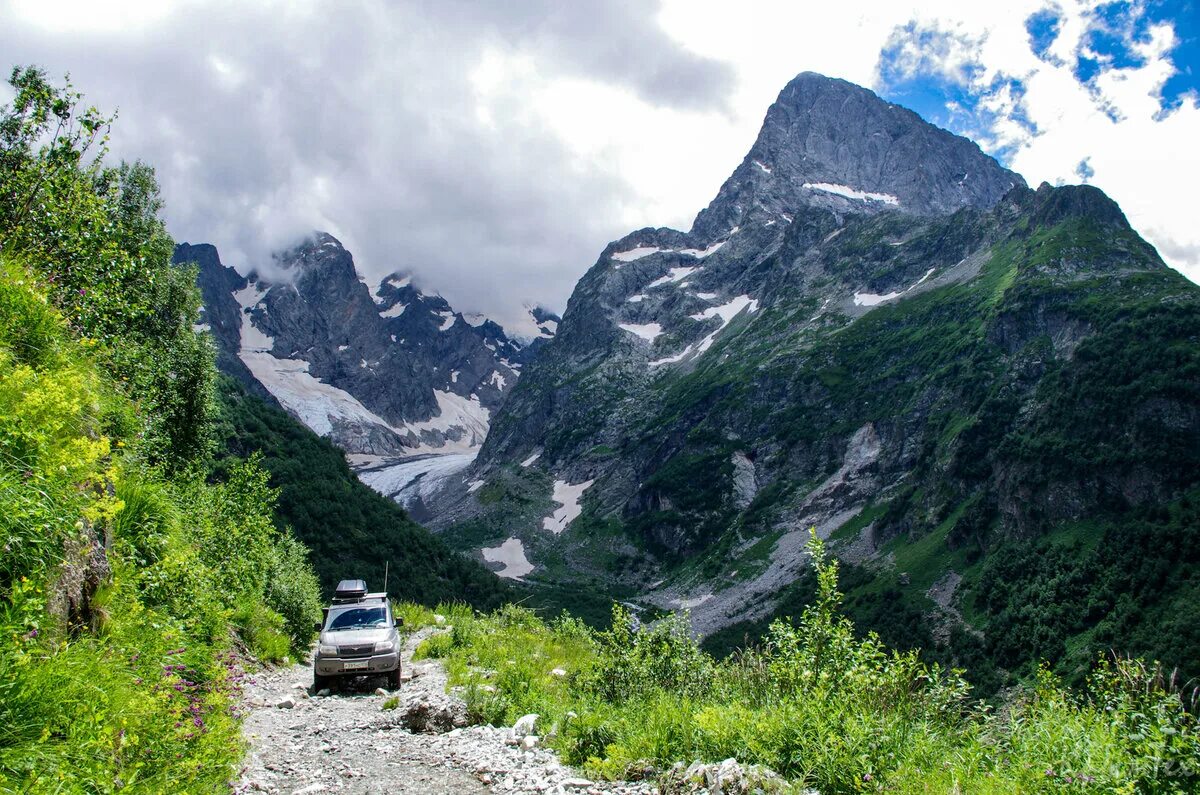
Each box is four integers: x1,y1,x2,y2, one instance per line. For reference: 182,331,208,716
396,617,405,627
313,622,322,632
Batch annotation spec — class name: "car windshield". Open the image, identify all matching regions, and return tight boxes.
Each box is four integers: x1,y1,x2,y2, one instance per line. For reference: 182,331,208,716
326,606,389,631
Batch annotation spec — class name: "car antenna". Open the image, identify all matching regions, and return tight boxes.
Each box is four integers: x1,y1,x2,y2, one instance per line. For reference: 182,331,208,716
384,560,389,595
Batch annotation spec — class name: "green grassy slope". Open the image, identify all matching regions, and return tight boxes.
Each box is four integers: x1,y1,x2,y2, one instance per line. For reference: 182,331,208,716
406,536,1200,794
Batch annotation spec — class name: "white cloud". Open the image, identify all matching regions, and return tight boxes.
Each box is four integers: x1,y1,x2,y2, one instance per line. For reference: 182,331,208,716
0,0,1195,328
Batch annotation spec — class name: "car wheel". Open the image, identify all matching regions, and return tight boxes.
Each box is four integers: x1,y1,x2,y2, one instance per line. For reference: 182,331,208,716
387,666,401,690
313,673,330,691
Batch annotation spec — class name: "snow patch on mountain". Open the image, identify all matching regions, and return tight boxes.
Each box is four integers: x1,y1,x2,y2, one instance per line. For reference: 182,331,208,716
408,390,491,447
677,241,726,258
505,306,560,343
358,452,477,507
612,246,665,262
647,266,699,289
241,353,389,438
542,479,594,534
233,284,273,352
853,268,937,306
481,537,534,580
803,182,900,206
649,295,759,366
618,322,664,343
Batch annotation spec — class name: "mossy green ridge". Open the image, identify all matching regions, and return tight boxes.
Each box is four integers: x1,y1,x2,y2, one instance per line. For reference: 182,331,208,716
469,177,1200,694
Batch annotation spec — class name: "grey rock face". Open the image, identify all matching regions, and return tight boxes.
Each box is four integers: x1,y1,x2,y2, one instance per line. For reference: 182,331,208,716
692,72,1025,239
177,233,549,456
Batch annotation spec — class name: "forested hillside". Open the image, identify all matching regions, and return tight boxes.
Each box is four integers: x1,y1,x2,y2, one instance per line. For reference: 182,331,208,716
213,375,510,608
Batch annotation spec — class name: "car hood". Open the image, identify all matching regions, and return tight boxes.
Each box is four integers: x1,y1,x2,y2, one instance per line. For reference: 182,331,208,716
320,628,391,646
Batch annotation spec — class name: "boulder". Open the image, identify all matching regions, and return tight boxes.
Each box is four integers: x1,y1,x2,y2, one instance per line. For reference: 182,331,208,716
399,699,468,733
512,713,539,738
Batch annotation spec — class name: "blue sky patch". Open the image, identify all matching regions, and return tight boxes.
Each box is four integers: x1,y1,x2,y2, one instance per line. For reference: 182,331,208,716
877,2,1197,164
1026,8,1064,62
1071,1,1198,108
877,25,1035,164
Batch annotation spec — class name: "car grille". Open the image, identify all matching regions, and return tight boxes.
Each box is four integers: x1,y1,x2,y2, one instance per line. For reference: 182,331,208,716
338,643,374,658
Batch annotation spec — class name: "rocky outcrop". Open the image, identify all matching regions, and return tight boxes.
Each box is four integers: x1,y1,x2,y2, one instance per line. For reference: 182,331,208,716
660,758,798,795
691,72,1023,239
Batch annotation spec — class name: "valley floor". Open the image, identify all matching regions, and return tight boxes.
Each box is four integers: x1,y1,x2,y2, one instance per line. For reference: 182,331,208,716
235,628,651,795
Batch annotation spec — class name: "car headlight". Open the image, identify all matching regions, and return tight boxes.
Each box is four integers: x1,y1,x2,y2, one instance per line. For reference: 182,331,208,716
374,640,395,653
318,644,338,656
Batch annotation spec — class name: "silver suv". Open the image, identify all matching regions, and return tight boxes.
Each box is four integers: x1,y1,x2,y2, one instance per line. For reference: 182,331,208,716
313,580,402,690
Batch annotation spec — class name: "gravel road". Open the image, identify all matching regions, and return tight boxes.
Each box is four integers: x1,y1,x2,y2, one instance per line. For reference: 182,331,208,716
234,627,655,795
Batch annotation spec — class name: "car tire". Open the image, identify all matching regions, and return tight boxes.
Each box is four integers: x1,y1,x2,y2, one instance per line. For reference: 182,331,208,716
313,672,331,691
386,665,402,690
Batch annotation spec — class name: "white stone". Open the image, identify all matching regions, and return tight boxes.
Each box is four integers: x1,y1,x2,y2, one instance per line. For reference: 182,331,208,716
513,713,539,738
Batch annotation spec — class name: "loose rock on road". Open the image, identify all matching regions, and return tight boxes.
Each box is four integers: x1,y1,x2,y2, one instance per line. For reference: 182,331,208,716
234,627,655,795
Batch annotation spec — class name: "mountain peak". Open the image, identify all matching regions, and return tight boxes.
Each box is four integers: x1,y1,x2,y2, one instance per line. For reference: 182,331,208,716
691,72,1025,239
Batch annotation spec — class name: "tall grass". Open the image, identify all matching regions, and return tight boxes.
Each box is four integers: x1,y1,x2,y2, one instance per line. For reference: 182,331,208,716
414,532,1200,793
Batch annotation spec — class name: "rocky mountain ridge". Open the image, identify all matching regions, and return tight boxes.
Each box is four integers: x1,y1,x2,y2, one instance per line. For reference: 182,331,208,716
424,72,1200,687
177,234,558,465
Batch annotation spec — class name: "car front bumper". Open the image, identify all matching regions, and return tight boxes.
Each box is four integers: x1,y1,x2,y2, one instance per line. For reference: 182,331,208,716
314,652,400,677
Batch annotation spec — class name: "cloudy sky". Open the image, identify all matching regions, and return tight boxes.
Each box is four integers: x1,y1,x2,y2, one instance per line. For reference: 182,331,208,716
1,0,1196,331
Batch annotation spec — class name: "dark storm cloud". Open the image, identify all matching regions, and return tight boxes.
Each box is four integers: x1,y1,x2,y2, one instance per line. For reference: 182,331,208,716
0,1,734,328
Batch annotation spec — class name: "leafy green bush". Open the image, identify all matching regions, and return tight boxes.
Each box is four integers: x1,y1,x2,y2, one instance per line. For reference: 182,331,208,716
265,532,323,651
231,603,291,664
583,606,713,703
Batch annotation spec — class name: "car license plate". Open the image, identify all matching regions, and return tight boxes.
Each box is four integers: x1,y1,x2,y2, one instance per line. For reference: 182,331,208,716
343,661,369,671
